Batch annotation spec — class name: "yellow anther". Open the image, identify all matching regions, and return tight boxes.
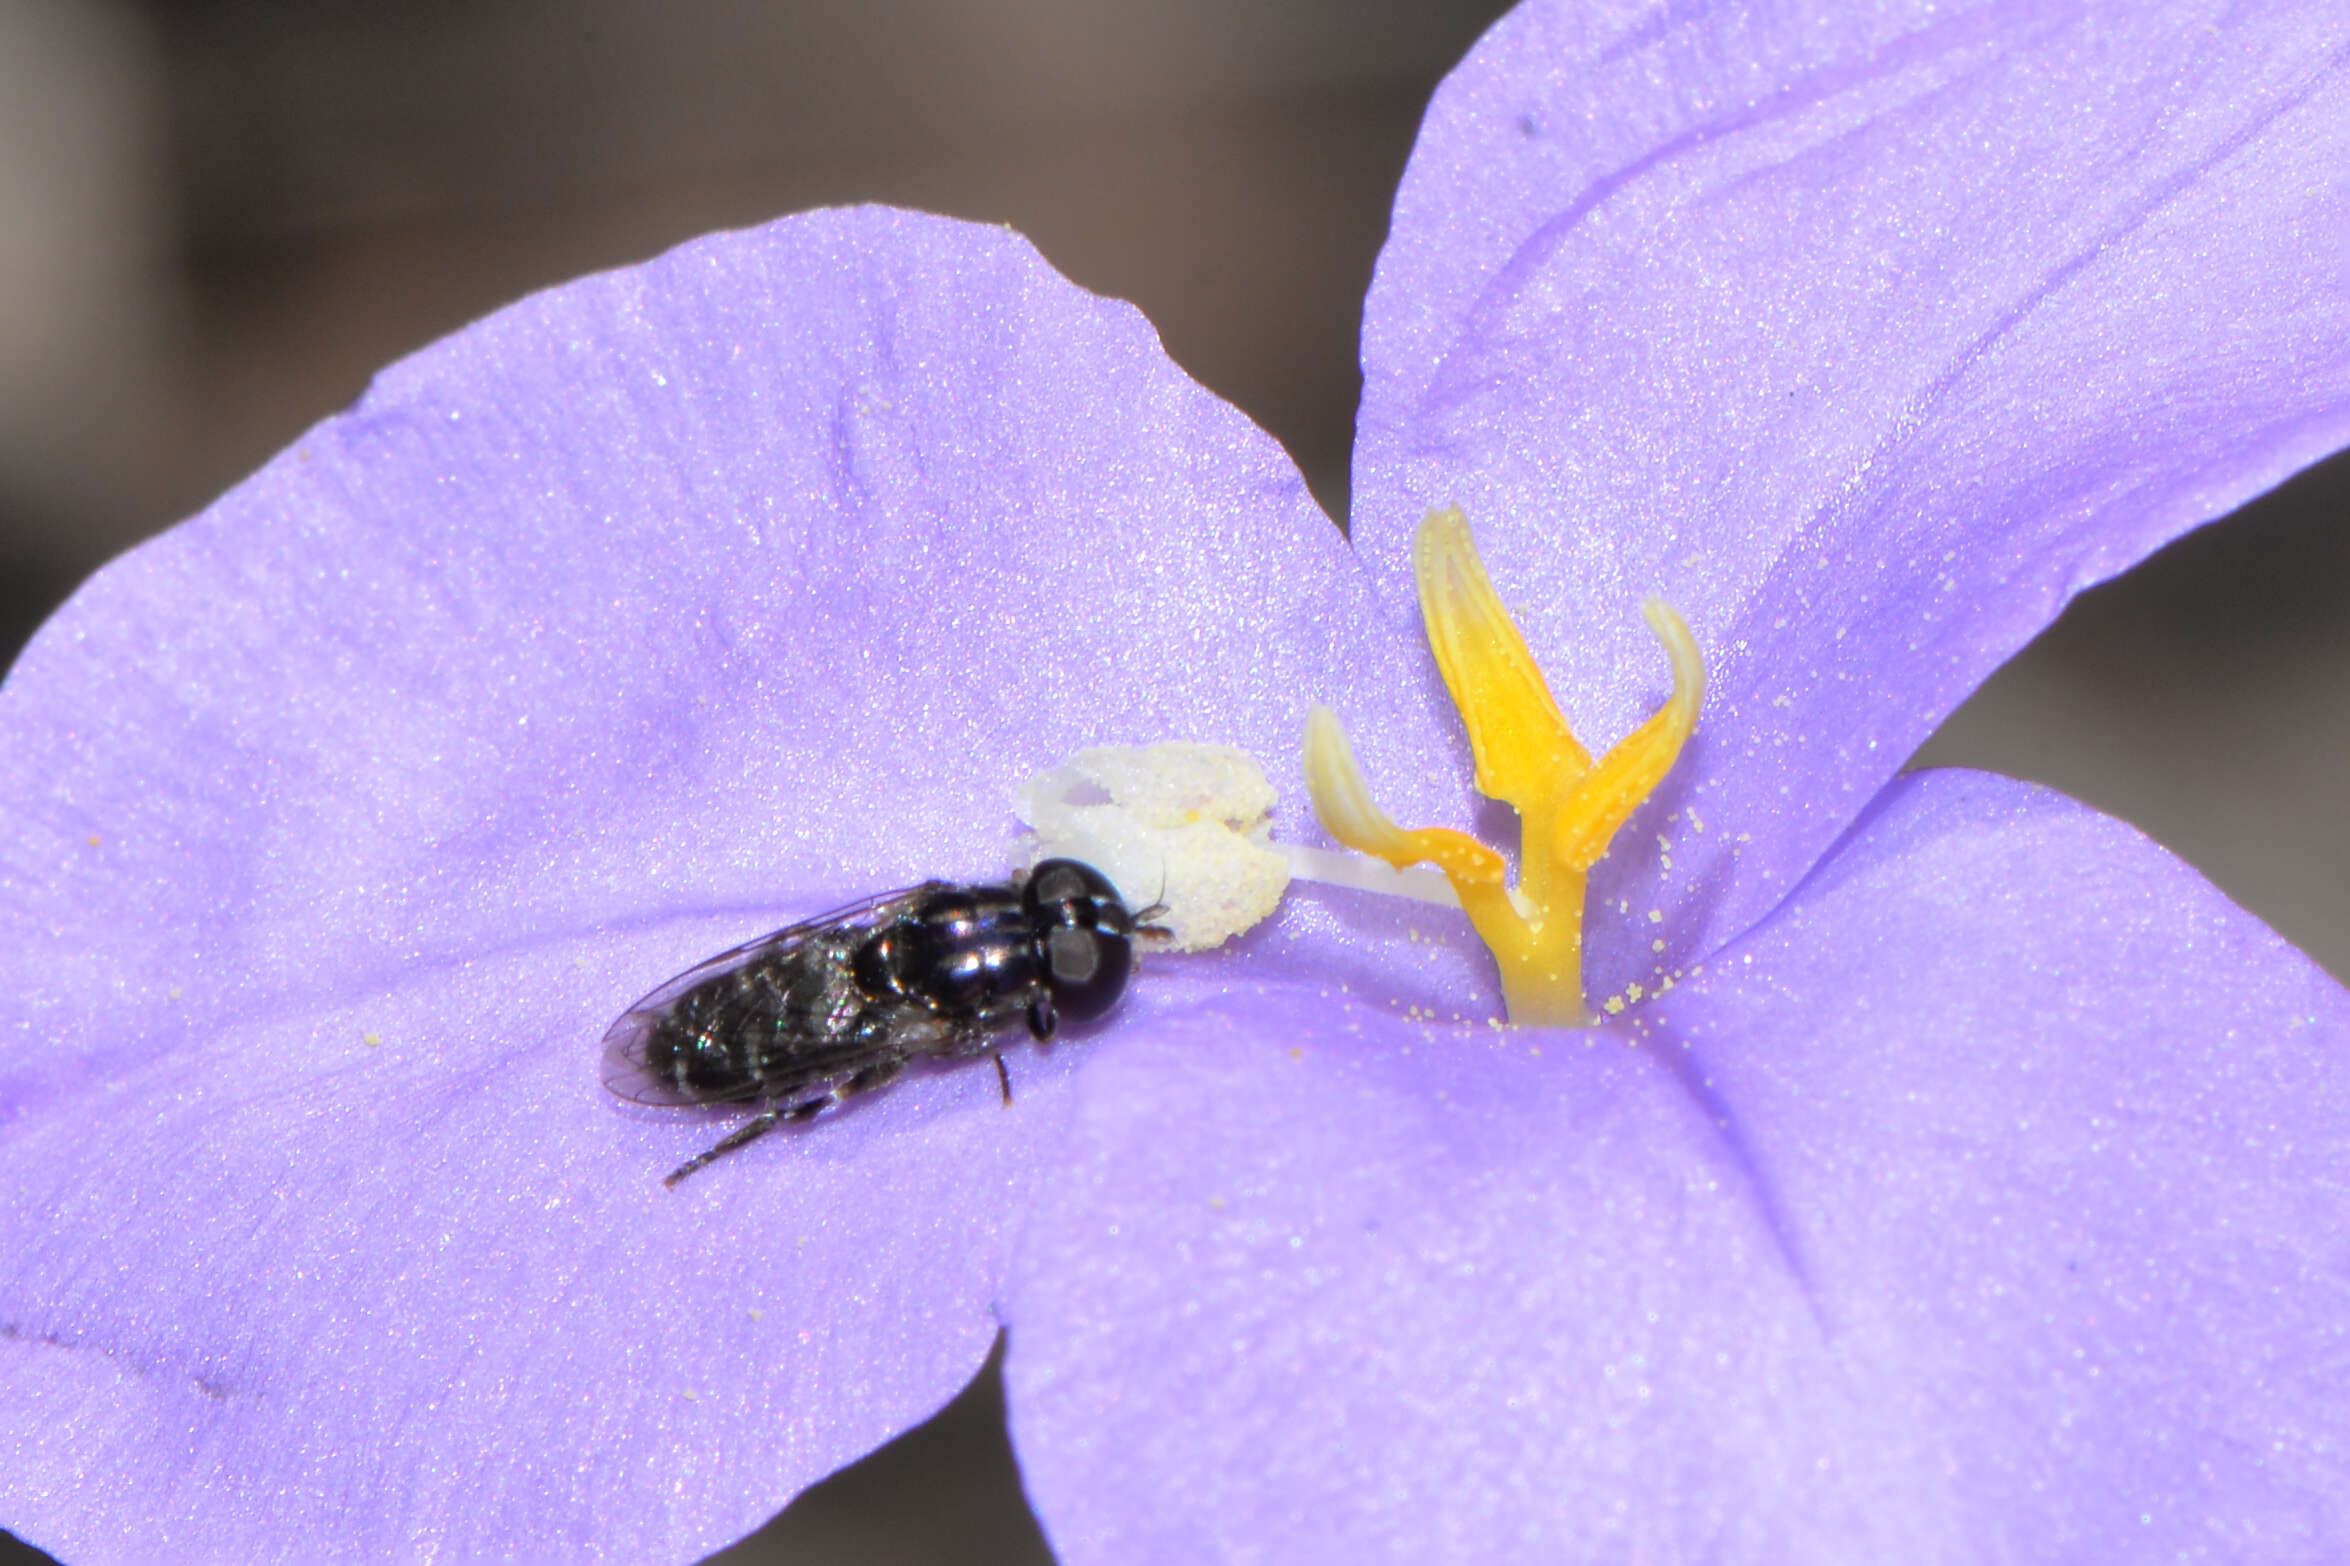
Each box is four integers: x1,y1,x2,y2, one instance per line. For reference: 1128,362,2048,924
1552,599,1704,873
1302,707,1505,885
1412,507,1590,810
1305,509,1704,1026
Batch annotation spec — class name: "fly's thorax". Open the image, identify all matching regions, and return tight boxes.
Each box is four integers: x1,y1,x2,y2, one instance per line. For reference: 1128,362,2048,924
854,884,1042,1020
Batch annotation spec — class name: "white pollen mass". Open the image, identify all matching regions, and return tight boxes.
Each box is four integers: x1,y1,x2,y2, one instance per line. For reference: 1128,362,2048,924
1014,741,1290,951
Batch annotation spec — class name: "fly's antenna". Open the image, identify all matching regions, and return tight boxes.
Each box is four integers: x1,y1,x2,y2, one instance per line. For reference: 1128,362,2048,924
1134,858,1176,947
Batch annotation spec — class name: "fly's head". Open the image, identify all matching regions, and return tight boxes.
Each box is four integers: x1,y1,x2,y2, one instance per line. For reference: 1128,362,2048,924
1023,857,1136,1023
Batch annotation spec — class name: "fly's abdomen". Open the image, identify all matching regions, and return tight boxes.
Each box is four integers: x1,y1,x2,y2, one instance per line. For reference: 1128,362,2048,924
642,934,880,1101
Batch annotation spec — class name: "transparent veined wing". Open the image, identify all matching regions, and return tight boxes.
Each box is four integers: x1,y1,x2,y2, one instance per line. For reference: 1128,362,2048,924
598,883,944,1106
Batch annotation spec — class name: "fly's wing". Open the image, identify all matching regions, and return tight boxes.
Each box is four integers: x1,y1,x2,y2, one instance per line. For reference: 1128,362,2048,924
598,883,944,1107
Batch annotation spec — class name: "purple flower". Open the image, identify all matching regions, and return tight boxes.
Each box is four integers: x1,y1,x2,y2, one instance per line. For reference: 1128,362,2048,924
6,1,2349,1561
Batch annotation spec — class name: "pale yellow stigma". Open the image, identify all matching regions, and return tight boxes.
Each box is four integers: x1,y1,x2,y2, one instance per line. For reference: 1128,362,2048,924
1304,507,1704,1026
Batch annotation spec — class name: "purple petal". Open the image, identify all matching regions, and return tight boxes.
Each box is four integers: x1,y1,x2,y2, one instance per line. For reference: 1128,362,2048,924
0,208,1446,1560
1353,0,2350,996
1001,769,2350,1561
0,947,1086,1563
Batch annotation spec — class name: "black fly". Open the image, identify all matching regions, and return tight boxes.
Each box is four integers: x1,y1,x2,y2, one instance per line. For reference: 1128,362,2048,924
602,859,1148,1186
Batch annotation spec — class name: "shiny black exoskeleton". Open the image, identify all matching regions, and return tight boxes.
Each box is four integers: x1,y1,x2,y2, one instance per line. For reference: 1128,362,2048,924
601,859,1140,1185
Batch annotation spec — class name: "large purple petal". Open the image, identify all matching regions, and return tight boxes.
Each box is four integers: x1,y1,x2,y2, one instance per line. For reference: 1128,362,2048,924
1354,0,2350,997
0,208,1451,1561
1002,769,2350,1561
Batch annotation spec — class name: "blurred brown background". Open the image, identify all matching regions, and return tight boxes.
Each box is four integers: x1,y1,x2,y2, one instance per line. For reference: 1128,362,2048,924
0,0,1518,651
1,2,2343,1563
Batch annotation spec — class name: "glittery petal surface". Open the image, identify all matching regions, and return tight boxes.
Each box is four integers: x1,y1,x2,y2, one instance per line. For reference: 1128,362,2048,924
1002,769,2350,1562
1353,0,2350,996
0,207,1449,1562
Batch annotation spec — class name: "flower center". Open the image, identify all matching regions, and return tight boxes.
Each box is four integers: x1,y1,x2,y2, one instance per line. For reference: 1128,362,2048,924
1303,507,1704,1027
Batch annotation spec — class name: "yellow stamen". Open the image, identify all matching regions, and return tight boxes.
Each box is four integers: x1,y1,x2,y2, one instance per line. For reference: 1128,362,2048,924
1305,507,1705,1026
1412,509,1591,808
1300,708,1506,887
1553,599,1704,873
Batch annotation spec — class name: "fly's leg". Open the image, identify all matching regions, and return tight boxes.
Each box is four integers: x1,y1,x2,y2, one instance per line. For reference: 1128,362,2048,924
923,1025,1014,1107
662,1057,908,1188
1026,994,1058,1041
662,1109,785,1188
831,1055,905,1107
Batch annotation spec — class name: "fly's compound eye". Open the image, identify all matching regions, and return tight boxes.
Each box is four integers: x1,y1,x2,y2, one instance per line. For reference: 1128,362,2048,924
1040,924,1131,1021
1023,859,1123,918
1025,858,1136,1022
